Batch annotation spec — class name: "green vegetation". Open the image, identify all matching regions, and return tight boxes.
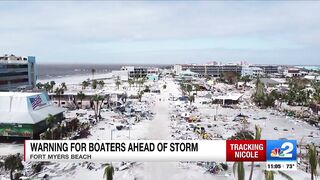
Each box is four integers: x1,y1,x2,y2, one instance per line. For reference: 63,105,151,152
81,80,90,89
264,170,276,180
54,87,64,107
240,75,251,86
76,91,86,109
138,77,146,89
249,125,262,180
220,71,240,84
264,170,293,180
308,144,318,180
4,154,23,180
103,165,114,180
92,94,104,120
180,82,186,95
92,80,98,89
36,81,56,92
188,95,195,105
32,162,44,174
45,114,56,128
98,80,105,89
115,77,121,90
285,78,310,106
61,82,67,90
128,79,134,89
230,129,254,180
252,77,320,110
253,77,266,106
230,125,261,180
186,84,193,96
138,91,144,102
194,84,201,94
233,162,245,180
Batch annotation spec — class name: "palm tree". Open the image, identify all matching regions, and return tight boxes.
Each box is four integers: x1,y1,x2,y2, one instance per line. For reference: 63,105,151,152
61,82,67,91
46,114,56,139
92,94,104,120
36,82,43,90
54,87,64,106
138,77,146,89
138,91,144,102
264,170,293,180
233,162,245,180
308,144,318,180
188,95,195,105
249,125,262,180
82,81,90,90
254,77,265,106
230,129,254,180
103,165,114,180
50,81,56,92
241,75,251,87
264,170,275,180
92,80,98,89
4,154,23,180
194,84,201,94
98,80,105,89
128,79,134,89
313,85,320,104
91,68,96,80
43,82,51,92
46,114,56,128
0,160,3,168
44,129,51,140
60,124,66,138
180,82,186,95
77,91,86,109
115,80,121,90
105,94,111,109
186,84,193,96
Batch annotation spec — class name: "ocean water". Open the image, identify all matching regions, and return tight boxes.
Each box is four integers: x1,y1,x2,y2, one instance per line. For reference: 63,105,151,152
37,64,169,80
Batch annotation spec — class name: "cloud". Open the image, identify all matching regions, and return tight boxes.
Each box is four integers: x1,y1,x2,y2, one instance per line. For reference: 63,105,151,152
0,1,319,64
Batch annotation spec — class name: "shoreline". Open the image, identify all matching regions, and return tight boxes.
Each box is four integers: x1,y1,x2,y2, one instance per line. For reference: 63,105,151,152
38,72,114,85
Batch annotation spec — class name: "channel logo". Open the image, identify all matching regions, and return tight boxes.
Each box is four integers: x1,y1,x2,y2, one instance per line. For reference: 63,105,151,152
267,140,296,162
271,148,285,157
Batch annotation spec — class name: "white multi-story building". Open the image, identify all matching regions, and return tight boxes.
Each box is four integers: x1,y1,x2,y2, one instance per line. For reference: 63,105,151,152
118,66,159,79
0,54,36,91
241,66,263,77
283,68,307,77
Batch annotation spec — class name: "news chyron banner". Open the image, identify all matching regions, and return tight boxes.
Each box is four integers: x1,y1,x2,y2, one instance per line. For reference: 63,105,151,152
25,140,297,171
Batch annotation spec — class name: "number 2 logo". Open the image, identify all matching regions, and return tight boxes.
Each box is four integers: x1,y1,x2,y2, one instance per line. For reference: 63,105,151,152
281,142,293,158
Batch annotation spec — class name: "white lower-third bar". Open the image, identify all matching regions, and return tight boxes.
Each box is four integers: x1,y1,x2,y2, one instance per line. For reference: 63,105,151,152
24,140,226,162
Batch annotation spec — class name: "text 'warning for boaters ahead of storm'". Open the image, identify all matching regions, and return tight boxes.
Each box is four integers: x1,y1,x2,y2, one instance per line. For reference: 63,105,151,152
24,140,297,170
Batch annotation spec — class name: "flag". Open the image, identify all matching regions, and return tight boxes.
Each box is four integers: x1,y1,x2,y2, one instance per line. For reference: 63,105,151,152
30,95,42,109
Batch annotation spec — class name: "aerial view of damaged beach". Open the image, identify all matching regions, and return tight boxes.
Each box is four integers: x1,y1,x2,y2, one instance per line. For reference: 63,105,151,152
0,1,319,180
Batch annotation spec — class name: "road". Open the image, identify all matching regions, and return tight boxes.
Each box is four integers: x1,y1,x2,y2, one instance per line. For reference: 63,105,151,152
141,80,215,180
143,80,179,180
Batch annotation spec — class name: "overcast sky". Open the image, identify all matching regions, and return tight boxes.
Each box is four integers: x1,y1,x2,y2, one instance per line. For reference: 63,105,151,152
0,1,319,65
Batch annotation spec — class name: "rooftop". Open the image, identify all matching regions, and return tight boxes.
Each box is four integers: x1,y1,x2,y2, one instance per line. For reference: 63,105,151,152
0,92,41,97
0,54,27,61
0,92,65,124
212,93,243,101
